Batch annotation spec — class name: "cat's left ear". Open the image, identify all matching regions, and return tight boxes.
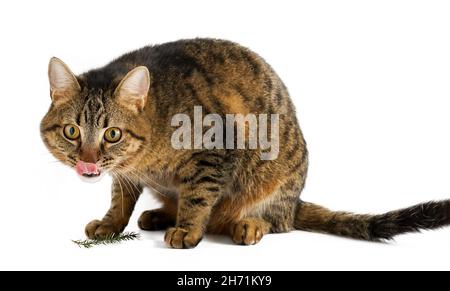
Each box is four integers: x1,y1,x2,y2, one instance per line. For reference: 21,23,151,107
114,66,150,113
48,57,81,105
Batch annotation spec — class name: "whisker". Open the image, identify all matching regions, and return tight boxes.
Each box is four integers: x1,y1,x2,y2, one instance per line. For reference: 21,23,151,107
117,164,171,191
116,173,139,202
112,171,125,218
117,166,166,189
115,166,170,198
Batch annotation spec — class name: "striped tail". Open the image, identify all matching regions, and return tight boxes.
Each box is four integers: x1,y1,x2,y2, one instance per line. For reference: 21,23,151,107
294,200,450,241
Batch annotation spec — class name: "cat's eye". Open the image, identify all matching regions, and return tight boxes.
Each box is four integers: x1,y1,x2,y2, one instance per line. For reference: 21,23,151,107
63,124,80,140
104,127,122,143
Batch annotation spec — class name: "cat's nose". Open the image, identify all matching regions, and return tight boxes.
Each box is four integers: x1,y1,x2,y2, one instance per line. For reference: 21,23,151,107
79,147,99,164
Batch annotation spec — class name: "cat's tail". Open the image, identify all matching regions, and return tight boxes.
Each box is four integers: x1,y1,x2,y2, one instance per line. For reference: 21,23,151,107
294,200,450,241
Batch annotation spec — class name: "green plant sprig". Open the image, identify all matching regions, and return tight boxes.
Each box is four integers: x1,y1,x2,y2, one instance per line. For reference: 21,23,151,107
72,232,140,249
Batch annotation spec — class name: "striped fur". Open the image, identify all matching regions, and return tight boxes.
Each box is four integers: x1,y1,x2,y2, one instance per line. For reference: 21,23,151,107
41,38,450,248
295,200,450,241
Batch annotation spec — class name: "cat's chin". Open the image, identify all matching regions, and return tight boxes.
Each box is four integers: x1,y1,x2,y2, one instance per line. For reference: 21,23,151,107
77,172,106,183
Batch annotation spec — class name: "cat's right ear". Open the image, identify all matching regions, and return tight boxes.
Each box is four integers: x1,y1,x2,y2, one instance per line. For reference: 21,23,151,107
48,57,81,104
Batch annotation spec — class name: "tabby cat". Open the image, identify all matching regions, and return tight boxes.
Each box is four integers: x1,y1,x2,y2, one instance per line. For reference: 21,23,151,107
41,39,450,248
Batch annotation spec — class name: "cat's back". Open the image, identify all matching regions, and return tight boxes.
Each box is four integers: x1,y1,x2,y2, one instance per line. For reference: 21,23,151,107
100,39,285,114
81,38,294,122
116,38,265,76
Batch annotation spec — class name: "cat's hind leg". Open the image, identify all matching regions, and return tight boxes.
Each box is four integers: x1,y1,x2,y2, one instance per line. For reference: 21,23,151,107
230,218,271,245
138,208,175,231
229,177,302,245
138,192,177,231
228,195,295,246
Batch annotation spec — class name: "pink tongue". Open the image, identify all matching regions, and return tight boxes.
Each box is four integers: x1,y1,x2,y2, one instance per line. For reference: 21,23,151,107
76,161,99,176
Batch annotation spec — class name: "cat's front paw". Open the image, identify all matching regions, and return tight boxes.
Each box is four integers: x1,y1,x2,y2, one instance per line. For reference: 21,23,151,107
164,227,203,249
85,219,124,239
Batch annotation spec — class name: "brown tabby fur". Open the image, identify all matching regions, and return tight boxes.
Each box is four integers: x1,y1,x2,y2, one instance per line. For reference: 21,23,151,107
41,39,450,248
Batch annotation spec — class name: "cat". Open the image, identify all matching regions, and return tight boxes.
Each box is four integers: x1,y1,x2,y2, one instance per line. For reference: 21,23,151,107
41,38,450,248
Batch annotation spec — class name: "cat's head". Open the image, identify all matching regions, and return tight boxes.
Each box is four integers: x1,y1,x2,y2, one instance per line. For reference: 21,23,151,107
40,57,151,182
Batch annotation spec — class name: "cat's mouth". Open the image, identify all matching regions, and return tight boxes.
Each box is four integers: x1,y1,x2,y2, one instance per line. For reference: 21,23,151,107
82,172,101,178
75,161,104,183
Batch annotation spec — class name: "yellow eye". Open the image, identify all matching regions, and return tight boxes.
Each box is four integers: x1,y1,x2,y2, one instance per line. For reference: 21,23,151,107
104,127,122,143
63,124,80,140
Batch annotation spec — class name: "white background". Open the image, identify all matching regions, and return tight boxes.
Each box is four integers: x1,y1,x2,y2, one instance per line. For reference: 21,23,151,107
0,0,450,271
